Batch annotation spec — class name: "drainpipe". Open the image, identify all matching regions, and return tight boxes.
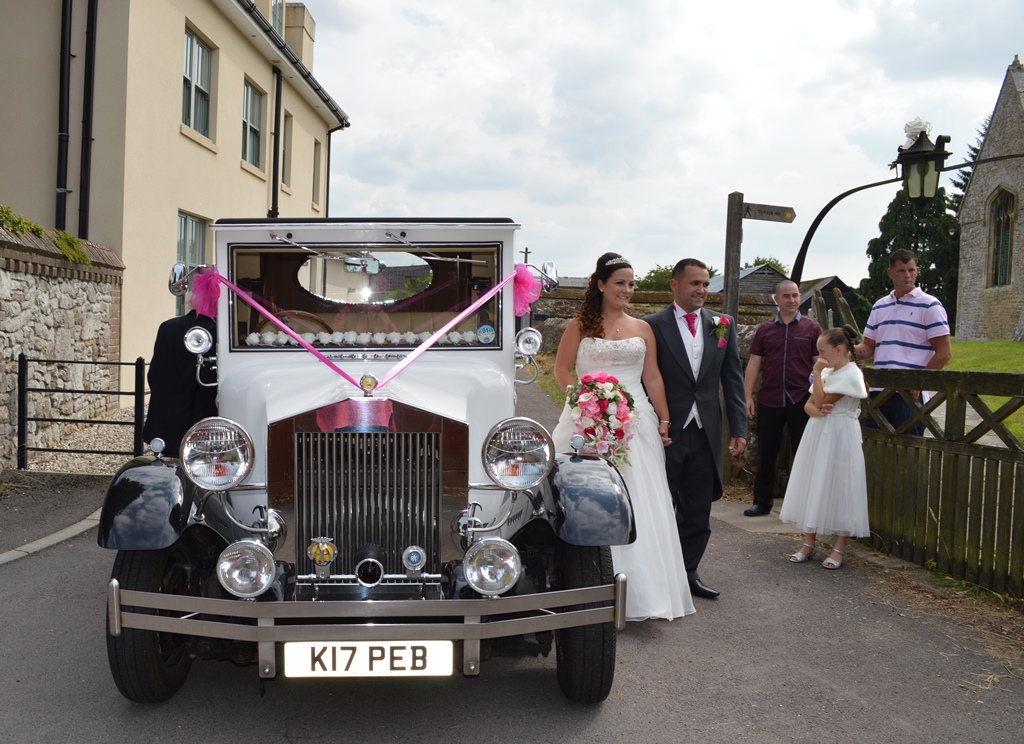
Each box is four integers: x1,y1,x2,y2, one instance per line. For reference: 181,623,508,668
268,66,282,218
55,0,73,230
324,122,349,218
78,0,98,238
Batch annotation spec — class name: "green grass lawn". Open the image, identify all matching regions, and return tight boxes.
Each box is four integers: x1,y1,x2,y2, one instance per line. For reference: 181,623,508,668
947,340,1024,375
945,340,1022,441
533,352,564,407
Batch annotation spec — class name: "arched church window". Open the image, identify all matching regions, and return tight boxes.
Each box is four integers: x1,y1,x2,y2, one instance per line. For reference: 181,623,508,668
989,190,1015,287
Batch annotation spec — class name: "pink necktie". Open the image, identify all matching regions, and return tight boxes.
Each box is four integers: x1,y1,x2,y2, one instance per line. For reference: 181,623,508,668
685,313,697,336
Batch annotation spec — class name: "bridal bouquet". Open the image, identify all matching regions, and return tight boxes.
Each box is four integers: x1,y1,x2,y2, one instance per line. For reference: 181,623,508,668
566,372,637,468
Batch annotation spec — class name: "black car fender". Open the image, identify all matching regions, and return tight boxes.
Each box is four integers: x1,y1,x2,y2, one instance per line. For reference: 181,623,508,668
536,452,636,547
97,457,204,550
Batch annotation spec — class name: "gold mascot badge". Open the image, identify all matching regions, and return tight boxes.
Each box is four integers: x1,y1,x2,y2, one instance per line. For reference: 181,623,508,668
307,537,337,566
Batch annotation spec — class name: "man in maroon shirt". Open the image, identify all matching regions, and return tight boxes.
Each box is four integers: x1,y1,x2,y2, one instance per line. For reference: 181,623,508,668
742,280,822,516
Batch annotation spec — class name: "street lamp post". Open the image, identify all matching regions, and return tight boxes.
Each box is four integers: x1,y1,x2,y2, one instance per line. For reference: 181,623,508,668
791,122,1024,284
895,130,952,205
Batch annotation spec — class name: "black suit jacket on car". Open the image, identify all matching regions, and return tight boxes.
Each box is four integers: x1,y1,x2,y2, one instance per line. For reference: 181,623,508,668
141,310,218,457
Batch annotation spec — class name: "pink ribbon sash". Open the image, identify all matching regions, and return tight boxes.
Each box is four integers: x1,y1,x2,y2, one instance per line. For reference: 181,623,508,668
201,265,538,392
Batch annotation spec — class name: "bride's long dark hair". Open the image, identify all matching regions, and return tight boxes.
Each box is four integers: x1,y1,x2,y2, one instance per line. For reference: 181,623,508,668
575,252,632,339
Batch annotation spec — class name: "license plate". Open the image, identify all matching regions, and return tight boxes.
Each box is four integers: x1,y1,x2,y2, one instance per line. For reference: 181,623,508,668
283,641,454,677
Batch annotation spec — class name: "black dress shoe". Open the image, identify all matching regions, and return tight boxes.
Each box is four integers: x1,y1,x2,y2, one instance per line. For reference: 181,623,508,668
743,504,773,517
688,578,720,600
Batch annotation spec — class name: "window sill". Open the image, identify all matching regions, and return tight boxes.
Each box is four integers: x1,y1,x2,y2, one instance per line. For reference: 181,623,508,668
311,201,322,214
180,124,218,153
240,159,268,181
280,183,293,195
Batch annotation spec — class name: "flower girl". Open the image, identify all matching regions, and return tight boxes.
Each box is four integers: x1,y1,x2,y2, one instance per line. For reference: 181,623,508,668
779,325,869,569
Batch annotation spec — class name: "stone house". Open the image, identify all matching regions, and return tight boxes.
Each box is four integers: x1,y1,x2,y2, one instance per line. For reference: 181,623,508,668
956,56,1024,341
0,1,350,393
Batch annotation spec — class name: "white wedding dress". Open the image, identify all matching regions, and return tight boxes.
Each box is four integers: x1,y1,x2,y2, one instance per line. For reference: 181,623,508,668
551,337,695,621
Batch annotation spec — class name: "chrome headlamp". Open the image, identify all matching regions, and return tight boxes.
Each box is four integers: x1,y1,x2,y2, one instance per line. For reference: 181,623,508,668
216,539,275,598
181,417,254,490
482,417,554,490
515,327,543,357
183,326,213,355
463,537,522,596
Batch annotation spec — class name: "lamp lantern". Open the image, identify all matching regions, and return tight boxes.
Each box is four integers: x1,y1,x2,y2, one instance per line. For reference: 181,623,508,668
897,129,951,206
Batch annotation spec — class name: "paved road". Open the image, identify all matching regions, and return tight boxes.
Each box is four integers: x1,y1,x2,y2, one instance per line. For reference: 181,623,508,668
0,382,1021,741
2,494,1022,742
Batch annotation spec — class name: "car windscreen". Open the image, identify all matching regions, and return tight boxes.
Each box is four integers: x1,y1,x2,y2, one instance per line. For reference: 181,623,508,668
228,244,501,350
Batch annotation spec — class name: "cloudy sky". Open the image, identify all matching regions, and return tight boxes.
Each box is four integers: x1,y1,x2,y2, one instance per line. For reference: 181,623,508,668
298,0,1023,286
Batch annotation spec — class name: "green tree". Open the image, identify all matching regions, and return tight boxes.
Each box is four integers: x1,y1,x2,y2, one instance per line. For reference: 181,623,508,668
635,264,674,290
635,263,719,291
741,255,790,276
859,187,960,327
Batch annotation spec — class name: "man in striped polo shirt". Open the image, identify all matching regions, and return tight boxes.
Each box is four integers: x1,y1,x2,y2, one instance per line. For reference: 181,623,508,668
855,248,952,435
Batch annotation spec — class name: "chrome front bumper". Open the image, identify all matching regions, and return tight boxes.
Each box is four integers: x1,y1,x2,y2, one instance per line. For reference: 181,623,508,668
107,574,627,677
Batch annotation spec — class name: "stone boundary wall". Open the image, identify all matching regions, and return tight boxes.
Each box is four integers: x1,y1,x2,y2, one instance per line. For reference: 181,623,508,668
0,228,125,469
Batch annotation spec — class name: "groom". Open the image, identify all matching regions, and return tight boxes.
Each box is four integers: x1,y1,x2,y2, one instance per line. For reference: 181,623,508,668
646,258,747,599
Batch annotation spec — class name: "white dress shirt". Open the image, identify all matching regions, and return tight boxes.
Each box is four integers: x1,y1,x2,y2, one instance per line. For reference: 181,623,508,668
673,303,703,429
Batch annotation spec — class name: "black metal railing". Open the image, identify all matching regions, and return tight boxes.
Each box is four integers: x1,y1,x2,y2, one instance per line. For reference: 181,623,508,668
16,352,146,469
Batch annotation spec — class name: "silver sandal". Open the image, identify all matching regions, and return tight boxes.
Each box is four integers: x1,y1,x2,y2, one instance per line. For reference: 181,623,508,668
789,543,816,563
822,548,847,569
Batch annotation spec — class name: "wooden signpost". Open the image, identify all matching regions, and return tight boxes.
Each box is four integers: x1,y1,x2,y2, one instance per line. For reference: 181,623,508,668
742,202,796,223
722,193,797,323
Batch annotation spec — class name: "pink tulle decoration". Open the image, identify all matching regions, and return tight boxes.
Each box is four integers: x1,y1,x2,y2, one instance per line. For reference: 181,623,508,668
513,264,541,317
189,268,222,319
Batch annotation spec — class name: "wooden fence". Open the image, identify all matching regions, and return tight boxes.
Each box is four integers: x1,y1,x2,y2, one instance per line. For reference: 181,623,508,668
862,368,1024,597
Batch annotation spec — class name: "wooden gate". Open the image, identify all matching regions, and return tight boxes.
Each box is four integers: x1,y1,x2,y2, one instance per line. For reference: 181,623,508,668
862,368,1024,597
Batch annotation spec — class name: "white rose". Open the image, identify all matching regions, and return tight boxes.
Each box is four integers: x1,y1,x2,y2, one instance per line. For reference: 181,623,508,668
449,331,464,344
463,331,477,344
418,332,432,343
262,331,277,345
403,332,418,344
372,332,388,345
301,333,316,344
386,332,402,344
356,332,371,345
246,333,261,346
316,332,333,345
343,331,358,344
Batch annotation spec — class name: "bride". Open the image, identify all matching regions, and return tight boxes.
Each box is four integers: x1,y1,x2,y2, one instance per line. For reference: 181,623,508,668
551,252,695,621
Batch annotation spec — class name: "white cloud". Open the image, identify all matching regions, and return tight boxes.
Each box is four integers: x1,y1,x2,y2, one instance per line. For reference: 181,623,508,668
302,0,1024,287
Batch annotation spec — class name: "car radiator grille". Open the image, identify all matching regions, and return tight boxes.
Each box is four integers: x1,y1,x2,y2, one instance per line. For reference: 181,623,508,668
294,430,442,577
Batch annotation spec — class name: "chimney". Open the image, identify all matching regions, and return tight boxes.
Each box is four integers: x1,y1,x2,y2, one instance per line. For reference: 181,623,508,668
285,3,316,70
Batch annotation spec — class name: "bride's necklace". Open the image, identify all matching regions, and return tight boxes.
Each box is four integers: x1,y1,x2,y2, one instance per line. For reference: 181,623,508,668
603,314,626,333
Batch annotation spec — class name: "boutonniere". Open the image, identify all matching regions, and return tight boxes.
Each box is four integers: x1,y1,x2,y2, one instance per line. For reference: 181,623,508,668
712,316,731,348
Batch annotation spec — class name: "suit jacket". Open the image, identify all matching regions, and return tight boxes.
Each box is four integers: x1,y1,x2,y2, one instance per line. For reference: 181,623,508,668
141,310,218,457
645,305,747,492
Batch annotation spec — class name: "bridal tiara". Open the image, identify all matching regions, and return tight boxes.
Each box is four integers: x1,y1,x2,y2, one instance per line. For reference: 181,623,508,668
605,256,631,267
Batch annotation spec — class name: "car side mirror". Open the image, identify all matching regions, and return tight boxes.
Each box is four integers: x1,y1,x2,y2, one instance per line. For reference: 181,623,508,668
540,261,559,292
168,263,190,296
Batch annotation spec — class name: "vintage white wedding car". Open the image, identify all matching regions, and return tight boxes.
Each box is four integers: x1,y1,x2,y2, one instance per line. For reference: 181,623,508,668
98,217,635,704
